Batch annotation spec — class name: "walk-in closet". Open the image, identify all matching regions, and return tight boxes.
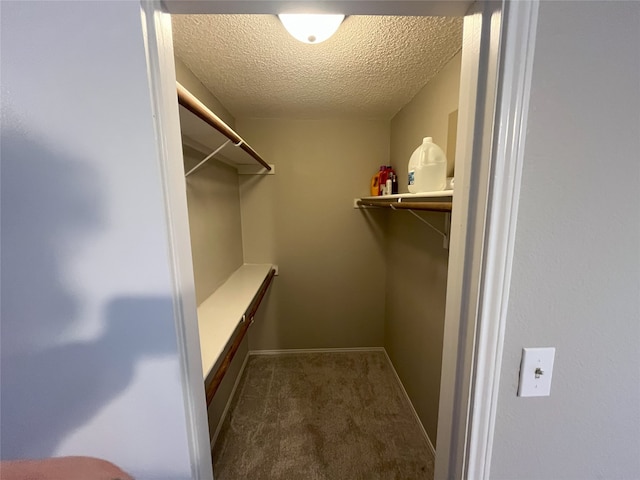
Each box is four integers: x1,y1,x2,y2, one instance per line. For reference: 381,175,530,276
170,9,467,479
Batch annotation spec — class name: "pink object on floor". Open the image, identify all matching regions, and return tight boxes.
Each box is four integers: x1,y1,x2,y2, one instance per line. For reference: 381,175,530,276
0,456,134,480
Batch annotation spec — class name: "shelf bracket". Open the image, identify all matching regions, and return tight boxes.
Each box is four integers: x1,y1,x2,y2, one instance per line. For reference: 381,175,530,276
391,204,450,249
185,139,231,177
444,211,451,249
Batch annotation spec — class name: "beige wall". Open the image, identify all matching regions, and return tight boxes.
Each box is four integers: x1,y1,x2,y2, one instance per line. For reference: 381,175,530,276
236,118,389,350
184,151,244,305
391,51,461,187
385,52,461,445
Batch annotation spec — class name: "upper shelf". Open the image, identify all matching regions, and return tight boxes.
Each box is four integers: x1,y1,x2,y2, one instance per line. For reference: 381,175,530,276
356,190,453,212
360,190,453,201
177,82,271,173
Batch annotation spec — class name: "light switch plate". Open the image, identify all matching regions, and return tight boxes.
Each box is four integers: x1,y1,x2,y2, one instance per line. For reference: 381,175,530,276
518,347,556,397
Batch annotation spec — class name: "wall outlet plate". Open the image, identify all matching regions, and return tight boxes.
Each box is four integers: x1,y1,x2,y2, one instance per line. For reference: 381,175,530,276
518,347,556,397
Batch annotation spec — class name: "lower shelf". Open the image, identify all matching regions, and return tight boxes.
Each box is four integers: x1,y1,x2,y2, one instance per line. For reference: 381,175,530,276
197,263,274,380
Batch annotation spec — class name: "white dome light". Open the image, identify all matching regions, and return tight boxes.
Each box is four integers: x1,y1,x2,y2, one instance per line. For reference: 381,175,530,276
278,14,345,44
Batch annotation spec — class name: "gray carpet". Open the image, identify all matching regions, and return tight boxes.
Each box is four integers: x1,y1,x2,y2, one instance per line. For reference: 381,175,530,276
213,351,434,480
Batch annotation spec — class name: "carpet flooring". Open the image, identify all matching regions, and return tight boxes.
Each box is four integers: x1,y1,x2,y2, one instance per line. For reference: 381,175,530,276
213,351,434,480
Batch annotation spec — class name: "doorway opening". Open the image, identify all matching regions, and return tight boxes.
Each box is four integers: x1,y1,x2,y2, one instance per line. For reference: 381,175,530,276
142,1,538,478
171,11,462,476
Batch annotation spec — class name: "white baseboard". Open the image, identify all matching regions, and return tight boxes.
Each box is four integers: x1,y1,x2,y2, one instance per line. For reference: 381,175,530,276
249,347,385,355
210,351,250,450
382,349,437,458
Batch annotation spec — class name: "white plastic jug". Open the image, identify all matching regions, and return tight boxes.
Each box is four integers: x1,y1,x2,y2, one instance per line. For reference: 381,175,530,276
407,137,447,193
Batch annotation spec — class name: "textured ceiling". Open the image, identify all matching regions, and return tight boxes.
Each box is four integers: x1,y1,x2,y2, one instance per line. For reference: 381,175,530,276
172,14,462,119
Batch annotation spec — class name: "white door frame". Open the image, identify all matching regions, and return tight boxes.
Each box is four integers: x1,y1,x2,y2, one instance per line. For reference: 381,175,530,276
141,1,539,478
435,1,539,479
141,4,215,480
462,3,539,477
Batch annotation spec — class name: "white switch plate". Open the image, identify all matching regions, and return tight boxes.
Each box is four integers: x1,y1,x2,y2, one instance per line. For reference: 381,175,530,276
518,347,556,397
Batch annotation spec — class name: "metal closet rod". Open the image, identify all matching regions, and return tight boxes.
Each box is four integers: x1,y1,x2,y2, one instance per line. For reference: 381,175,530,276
357,200,453,212
176,82,271,171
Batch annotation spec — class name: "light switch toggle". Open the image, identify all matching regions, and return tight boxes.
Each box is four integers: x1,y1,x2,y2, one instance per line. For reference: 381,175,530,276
518,347,555,397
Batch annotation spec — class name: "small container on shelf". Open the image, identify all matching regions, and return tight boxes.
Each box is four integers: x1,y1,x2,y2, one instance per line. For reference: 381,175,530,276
371,166,383,196
370,165,397,196
408,137,447,194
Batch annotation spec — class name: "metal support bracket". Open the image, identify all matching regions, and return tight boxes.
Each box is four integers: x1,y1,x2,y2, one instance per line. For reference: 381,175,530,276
185,139,231,177
391,204,450,249
443,211,451,249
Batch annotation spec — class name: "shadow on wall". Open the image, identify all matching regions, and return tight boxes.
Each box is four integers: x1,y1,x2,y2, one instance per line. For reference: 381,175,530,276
0,124,177,460
0,127,100,355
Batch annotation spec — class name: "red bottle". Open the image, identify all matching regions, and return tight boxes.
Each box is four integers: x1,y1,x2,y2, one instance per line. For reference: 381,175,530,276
378,166,390,196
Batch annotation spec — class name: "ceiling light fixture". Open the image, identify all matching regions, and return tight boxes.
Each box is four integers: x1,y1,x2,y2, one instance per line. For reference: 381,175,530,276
278,14,345,44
